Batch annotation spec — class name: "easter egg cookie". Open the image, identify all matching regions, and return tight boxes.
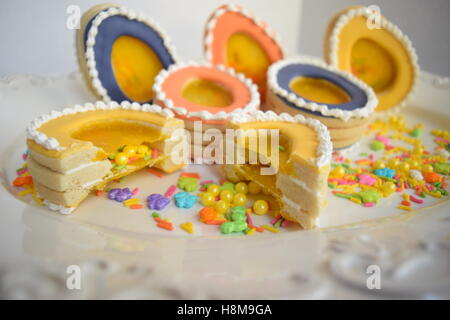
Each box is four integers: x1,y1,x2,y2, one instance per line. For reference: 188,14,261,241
76,4,177,103
267,56,377,149
223,111,332,229
324,6,418,112
26,101,186,214
204,4,284,102
153,62,260,155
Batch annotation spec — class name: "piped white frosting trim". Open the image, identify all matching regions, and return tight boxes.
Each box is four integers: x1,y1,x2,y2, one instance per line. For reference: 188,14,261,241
230,110,333,168
26,101,174,151
84,5,178,102
43,200,75,215
267,56,378,121
153,62,260,121
204,3,286,62
327,6,419,113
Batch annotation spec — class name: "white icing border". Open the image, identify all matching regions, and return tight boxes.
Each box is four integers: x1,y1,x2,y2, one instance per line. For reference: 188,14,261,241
327,6,419,113
83,5,178,102
204,3,286,62
26,101,175,151
43,200,75,215
153,61,260,120
267,56,378,121
230,110,333,168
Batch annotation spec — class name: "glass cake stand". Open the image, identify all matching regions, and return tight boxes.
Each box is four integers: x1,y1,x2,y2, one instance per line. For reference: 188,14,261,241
0,71,449,299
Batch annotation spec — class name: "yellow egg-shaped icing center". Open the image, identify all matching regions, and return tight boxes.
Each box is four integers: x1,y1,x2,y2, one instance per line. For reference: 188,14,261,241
72,120,161,153
351,38,397,94
111,35,163,103
181,78,233,107
289,76,351,105
226,32,270,91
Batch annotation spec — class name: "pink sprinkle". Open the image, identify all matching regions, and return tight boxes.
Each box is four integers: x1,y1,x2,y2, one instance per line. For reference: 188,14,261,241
364,202,375,207
152,149,159,159
132,188,139,195
281,220,290,228
246,212,253,226
200,180,213,185
164,185,176,197
410,195,424,204
271,215,282,225
369,154,374,161
358,174,376,186
376,134,389,145
22,153,27,161
17,168,28,176
215,196,220,201
425,184,433,191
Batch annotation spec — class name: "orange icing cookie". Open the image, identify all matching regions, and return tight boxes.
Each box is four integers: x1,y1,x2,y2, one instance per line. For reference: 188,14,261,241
153,63,260,126
204,4,284,101
325,6,418,112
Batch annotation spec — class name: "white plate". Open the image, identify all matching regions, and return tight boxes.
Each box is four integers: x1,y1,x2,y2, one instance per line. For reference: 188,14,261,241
0,72,449,299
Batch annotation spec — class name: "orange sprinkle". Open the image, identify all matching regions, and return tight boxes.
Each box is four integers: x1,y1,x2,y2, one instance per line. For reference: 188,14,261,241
400,200,411,206
248,225,264,233
147,168,164,178
424,172,441,183
129,204,143,209
157,222,174,231
13,175,33,187
199,207,217,222
204,220,227,225
96,190,103,197
180,172,200,179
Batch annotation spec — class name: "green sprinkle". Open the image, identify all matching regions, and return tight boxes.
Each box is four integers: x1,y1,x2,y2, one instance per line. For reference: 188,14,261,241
278,145,285,152
370,140,385,152
151,212,160,218
118,145,126,152
116,165,126,171
274,218,283,228
144,155,151,161
359,152,369,157
441,189,448,196
328,183,337,189
410,128,422,138
335,193,351,199
420,192,426,198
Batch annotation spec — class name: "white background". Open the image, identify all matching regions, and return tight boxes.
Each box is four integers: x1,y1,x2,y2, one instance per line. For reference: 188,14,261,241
0,0,449,77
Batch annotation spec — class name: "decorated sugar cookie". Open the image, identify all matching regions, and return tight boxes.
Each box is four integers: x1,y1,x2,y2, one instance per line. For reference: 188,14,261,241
324,6,418,112
266,56,377,149
153,62,260,148
76,4,177,103
223,110,332,229
26,101,186,214
204,4,284,101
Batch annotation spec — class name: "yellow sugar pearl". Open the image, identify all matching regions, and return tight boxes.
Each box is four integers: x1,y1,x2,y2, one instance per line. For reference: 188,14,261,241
399,162,410,172
233,193,247,206
388,158,400,168
382,181,396,195
137,145,149,154
207,184,220,197
201,192,216,207
331,166,346,178
123,145,137,157
214,200,229,215
408,160,419,169
235,182,248,194
219,190,234,203
115,152,129,166
374,160,385,169
248,181,261,195
413,146,424,155
422,164,434,173
253,200,269,215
